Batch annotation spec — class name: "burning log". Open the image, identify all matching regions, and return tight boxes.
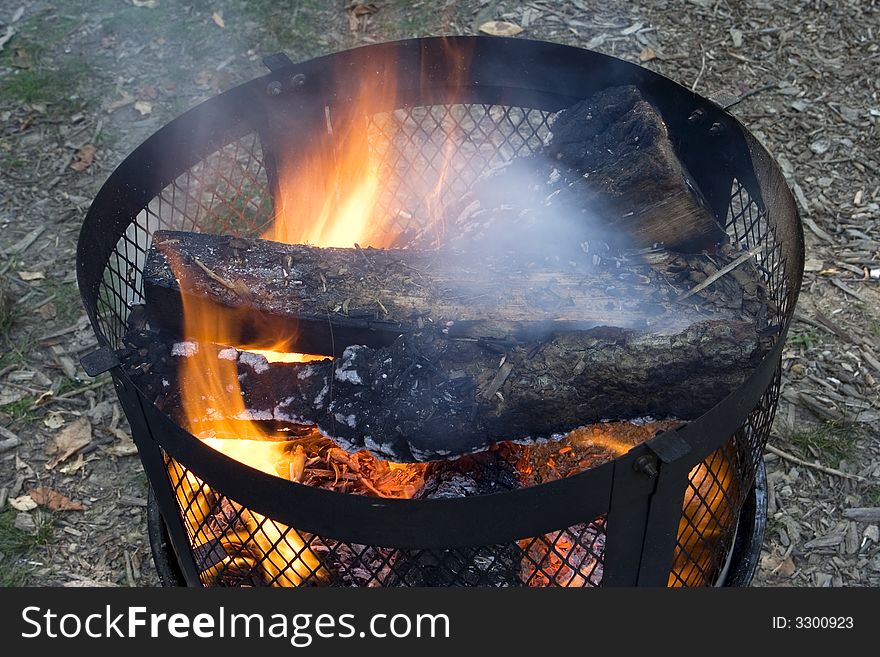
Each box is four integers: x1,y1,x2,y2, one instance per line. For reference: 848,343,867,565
144,230,769,356
435,85,725,253
131,321,766,462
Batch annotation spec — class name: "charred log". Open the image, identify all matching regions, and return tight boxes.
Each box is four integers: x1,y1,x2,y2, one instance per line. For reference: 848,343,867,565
144,230,768,357
434,85,725,254
127,318,768,462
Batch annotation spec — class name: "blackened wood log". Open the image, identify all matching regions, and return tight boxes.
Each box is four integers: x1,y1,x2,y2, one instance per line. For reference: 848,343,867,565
149,317,768,462
437,85,725,253
144,230,757,357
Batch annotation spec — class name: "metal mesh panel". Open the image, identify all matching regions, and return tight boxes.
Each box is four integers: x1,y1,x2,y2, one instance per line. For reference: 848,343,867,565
94,132,273,347
90,100,789,587
166,454,607,587
665,178,788,586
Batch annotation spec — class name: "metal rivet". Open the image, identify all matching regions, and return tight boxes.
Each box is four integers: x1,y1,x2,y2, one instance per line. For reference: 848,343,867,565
709,121,724,136
633,454,659,479
290,73,306,90
688,108,705,124
266,80,283,97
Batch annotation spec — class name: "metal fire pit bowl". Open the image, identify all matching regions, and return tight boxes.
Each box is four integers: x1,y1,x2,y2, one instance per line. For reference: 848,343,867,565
77,37,803,587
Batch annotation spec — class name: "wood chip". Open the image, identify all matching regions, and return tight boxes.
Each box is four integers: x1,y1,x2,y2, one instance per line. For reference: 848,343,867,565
479,21,524,37
842,508,880,523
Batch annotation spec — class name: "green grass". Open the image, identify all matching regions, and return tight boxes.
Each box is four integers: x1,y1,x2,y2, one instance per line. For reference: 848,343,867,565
0,278,14,336
238,0,338,60
0,58,93,105
0,509,55,586
786,329,823,350
784,422,857,460
2,156,26,170
0,397,38,422
38,279,83,326
0,557,32,587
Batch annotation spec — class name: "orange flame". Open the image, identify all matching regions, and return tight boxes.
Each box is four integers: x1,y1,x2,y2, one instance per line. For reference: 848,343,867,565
166,45,480,586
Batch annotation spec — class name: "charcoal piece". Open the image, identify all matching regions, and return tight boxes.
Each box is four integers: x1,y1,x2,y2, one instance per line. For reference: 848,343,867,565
389,452,523,586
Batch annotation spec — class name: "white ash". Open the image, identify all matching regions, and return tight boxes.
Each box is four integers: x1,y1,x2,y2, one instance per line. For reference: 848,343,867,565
313,382,330,408
334,346,364,385
363,435,382,455
334,412,357,428
297,365,314,380
234,409,273,421
238,351,269,374
218,347,238,361
171,341,198,357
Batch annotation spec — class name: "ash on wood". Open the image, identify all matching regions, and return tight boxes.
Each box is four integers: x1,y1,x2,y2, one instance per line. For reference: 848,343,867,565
144,230,767,356
132,320,767,461
435,85,724,254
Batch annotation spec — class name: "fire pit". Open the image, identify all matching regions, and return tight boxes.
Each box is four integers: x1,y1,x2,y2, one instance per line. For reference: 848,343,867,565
77,37,802,587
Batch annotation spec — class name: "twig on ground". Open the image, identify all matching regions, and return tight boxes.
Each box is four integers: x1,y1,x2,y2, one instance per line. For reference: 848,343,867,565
722,82,778,110
766,444,866,482
691,51,707,92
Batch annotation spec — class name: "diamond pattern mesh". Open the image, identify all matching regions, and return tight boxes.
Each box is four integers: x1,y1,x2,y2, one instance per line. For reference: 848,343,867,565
89,99,789,587
166,455,607,587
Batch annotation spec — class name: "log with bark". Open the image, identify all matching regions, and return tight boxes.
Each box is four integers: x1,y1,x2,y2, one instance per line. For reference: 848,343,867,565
126,318,767,462
417,85,725,254
144,230,770,358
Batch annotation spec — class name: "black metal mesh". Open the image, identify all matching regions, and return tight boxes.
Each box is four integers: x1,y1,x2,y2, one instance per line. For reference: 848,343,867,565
90,99,789,587
166,454,607,587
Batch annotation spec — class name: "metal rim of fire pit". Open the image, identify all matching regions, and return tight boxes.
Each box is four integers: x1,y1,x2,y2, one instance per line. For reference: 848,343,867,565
78,36,803,587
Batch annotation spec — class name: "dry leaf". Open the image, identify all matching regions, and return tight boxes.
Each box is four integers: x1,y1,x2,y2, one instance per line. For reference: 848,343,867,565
106,92,135,113
28,487,85,511
105,438,139,458
776,555,796,577
479,21,524,37
70,143,96,172
18,270,45,281
639,47,656,62
9,495,37,511
37,302,57,320
212,11,225,28
138,83,157,100
43,412,65,429
348,2,378,16
132,0,159,7
133,100,152,116
46,417,91,469
59,453,88,475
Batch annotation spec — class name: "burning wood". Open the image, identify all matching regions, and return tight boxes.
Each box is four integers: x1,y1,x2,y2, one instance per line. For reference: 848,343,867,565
128,325,763,462
145,230,768,354
432,85,724,253
129,81,760,587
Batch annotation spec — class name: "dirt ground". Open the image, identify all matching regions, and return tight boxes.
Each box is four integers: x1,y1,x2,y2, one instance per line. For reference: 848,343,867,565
0,0,877,587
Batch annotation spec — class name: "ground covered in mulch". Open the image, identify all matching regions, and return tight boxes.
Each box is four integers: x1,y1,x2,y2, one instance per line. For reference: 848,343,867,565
0,0,877,587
